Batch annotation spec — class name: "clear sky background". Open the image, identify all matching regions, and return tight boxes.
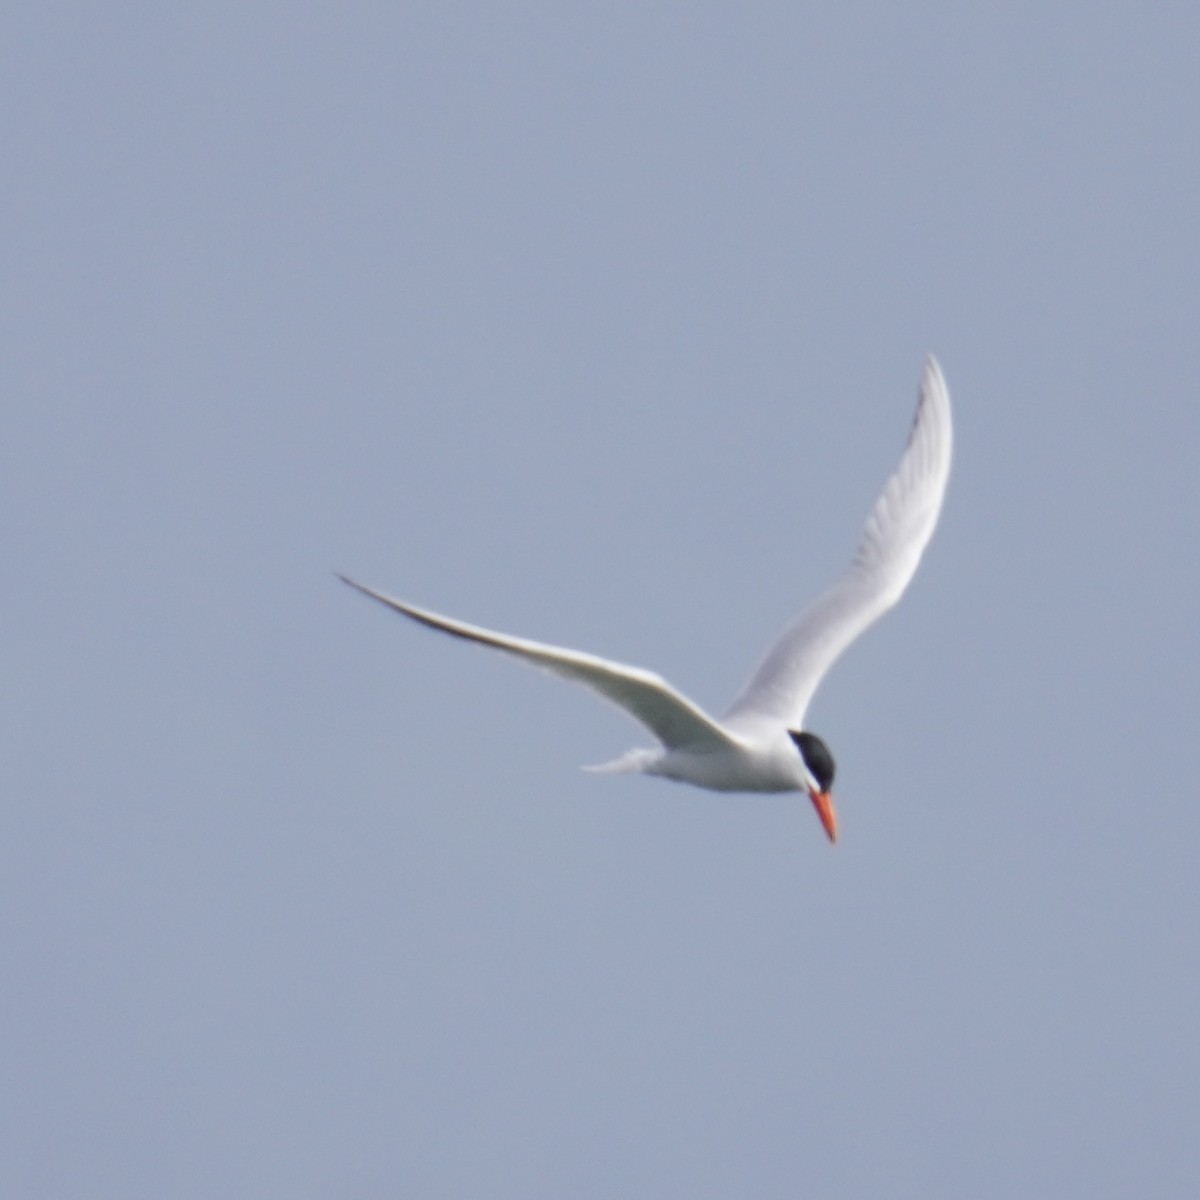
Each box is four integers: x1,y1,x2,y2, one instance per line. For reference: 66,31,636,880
6,4,1198,1197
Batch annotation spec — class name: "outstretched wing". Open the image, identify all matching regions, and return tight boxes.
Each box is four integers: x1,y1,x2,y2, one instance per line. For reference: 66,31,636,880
339,576,739,752
723,356,953,730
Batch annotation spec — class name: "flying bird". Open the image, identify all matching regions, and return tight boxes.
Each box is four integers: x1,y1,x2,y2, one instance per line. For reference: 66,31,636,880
341,357,952,842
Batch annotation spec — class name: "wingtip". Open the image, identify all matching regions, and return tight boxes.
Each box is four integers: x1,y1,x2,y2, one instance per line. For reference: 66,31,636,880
917,355,951,425
922,353,946,390
337,573,384,604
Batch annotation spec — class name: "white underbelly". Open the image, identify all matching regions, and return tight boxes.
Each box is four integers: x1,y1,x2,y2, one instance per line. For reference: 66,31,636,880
647,743,803,794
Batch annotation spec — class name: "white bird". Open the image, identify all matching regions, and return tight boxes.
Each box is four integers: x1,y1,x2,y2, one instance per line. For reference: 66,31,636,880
341,357,952,842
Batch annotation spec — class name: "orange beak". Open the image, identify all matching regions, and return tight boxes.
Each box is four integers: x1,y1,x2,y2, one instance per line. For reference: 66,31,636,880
809,789,838,843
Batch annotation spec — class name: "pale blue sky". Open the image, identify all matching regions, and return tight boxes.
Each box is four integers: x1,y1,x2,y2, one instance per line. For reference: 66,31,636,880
5,4,1199,1196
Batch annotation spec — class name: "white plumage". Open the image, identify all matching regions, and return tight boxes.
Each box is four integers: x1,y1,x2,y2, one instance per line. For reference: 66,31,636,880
341,357,952,841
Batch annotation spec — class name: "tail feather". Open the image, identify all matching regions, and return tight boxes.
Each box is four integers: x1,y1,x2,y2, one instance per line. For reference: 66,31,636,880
583,748,659,775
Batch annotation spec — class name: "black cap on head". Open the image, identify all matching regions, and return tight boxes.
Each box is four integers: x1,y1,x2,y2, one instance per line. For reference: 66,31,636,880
788,730,836,792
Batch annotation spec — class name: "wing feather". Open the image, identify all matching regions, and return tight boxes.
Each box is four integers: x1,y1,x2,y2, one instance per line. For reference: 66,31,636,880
339,576,737,752
723,356,953,730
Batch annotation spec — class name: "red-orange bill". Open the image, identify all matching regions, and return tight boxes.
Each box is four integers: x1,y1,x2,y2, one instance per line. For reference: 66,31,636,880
810,790,838,843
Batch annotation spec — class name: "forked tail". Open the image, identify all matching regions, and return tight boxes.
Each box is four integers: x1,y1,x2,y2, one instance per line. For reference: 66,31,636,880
582,748,659,775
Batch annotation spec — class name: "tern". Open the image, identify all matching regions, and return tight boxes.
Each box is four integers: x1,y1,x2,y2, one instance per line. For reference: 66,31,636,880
341,357,952,842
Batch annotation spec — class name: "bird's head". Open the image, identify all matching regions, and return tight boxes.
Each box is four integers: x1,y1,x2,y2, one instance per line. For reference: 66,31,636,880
788,730,838,843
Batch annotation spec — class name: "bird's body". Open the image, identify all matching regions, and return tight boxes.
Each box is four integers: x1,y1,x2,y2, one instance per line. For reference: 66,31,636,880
341,357,953,841
633,727,816,794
